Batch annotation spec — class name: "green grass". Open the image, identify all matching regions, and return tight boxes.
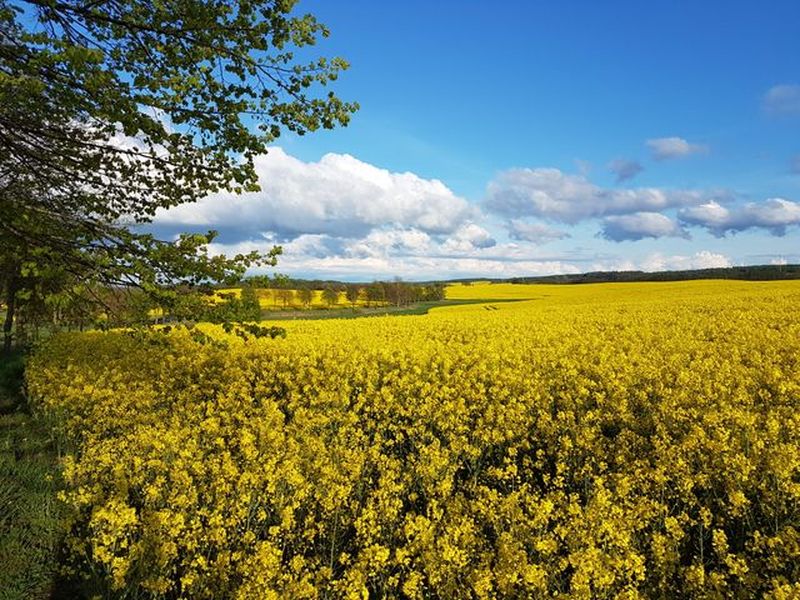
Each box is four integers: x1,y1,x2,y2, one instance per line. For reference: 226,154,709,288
0,351,66,600
260,298,524,321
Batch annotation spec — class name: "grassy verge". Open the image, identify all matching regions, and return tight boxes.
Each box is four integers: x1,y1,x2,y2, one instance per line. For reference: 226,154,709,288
0,351,65,600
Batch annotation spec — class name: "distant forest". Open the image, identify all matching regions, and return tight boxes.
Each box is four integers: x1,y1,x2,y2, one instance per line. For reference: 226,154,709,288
501,263,800,285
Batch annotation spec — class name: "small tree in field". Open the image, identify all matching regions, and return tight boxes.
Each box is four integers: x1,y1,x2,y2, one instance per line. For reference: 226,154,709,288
276,289,294,309
345,285,361,307
365,283,385,307
297,287,314,308
322,287,339,308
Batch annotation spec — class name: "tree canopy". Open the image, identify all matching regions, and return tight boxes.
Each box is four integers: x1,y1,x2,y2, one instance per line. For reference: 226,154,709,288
0,0,357,350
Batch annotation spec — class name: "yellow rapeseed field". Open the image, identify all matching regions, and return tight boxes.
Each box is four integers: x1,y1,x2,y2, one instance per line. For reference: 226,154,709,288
27,280,800,598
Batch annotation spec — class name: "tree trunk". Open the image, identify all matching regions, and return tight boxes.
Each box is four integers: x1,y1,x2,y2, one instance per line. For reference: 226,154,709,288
3,271,18,355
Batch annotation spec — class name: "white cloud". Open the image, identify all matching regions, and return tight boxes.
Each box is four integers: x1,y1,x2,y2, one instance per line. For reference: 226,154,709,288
208,230,737,282
148,147,776,282
156,147,474,240
440,223,497,254
600,212,688,242
763,84,800,116
678,201,730,230
638,251,731,272
608,159,644,183
345,228,433,259
679,198,800,236
646,137,708,161
507,220,570,244
484,167,710,224
590,251,731,272
209,236,585,280
278,233,344,259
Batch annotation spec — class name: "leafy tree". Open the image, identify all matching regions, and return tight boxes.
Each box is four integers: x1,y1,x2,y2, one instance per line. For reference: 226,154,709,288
271,274,292,289
297,286,314,308
0,0,356,351
276,288,294,308
321,287,339,307
238,283,262,321
421,283,445,301
385,278,406,307
365,283,385,307
345,284,361,307
202,291,259,323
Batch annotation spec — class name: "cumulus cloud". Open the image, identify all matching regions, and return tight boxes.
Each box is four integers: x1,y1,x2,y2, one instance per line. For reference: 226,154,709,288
763,84,800,116
639,251,731,271
156,147,474,240
440,224,497,254
484,167,710,224
279,233,346,259
589,251,731,272
507,220,570,244
600,212,688,242
646,137,708,161
210,233,736,281
345,228,433,259
208,235,586,281
679,198,800,236
608,159,644,183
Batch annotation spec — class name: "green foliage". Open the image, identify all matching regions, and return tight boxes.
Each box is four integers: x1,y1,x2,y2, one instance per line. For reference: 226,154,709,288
321,286,340,307
507,264,800,284
297,286,314,307
237,283,263,322
221,322,286,341
1,0,356,344
345,284,361,306
0,412,65,600
2,0,357,211
365,282,385,306
0,351,25,406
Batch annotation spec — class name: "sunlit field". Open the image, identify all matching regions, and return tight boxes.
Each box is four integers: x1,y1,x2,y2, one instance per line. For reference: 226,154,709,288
27,280,800,598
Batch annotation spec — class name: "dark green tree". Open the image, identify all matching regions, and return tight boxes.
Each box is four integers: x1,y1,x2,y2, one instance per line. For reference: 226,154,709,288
345,284,361,307
238,283,262,321
365,283,385,307
297,286,314,308
321,286,339,307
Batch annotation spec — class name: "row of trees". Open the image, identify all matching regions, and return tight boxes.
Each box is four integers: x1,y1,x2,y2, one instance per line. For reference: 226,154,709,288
357,281,446,307
5,278,449,343
249,280,447,309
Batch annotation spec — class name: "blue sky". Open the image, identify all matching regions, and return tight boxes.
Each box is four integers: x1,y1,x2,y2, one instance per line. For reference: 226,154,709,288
158,0,800,280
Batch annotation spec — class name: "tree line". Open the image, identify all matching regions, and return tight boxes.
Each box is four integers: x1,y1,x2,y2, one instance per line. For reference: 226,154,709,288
505,264,800,285
3,278,448,345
